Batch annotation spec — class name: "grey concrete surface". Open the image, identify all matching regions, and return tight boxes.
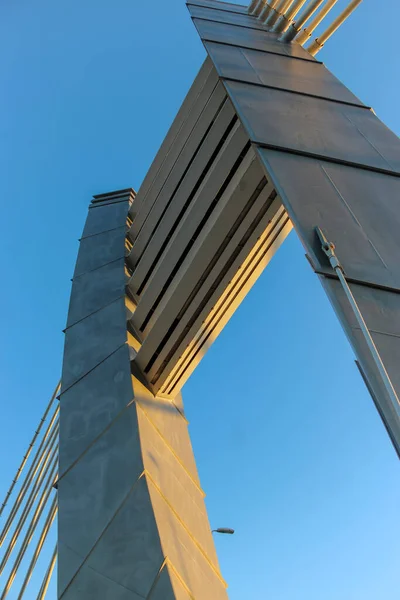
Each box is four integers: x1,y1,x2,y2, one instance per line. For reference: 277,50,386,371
188,0,400,454
59,190,228,598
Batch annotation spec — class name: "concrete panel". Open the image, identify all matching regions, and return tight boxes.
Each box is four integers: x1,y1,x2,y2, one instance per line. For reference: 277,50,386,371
131,121,248,330
61,563,144,600
147,477,228,600
82,201,130,238
188,0,247,14
74,227,126,277
135,148,262,369
320,278,400,455
148,564,191,600
225,80,400,174
130,57,214,218
131,67,219,231
188,4,267,30
158,208,291,396
59,344,133,478
137,182,281,388
132,376,201,484
85,475,164,598
137,405,220,567
251,147,400,453
61,298,128,391
66,258,126,328
366,332,400,404
170,389,185,415
258,150,400,289
321,283,400,336
205,41,365,106
58,541,85,598
128,82,228,256
58,402,143,560
193,18,317,61
128,99,236,294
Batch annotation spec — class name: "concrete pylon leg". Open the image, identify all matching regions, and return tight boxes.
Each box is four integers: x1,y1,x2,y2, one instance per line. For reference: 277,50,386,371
58,190,228,599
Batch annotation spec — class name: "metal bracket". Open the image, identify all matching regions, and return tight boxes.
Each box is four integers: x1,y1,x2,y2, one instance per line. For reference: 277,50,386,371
315,226,344,273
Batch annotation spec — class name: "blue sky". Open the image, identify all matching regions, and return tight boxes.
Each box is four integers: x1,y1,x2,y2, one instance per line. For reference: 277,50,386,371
1,0,399,598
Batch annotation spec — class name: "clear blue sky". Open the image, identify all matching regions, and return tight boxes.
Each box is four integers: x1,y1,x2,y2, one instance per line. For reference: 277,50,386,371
1,1,399,598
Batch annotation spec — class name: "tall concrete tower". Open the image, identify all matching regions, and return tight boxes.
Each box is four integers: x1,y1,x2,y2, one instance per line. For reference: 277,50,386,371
1,2,399,599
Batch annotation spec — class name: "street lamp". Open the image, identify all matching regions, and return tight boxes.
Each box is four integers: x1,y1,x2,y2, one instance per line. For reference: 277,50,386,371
212,528,235,535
